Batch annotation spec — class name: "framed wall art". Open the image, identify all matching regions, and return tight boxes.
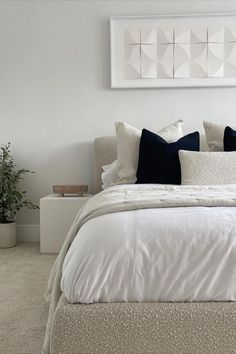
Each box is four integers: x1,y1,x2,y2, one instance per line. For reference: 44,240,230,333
110,14,236,88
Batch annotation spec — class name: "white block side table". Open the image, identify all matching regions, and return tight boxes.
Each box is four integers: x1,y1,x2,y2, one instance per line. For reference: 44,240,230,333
40,194,92,253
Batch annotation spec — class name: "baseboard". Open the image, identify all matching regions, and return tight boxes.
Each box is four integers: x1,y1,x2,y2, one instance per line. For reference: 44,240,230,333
16,224,40,242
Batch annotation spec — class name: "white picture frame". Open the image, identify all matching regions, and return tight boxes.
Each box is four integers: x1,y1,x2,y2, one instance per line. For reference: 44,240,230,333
110,13,236,88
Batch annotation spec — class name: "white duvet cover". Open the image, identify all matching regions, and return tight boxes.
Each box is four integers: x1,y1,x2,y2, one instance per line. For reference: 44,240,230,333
61,186,236,304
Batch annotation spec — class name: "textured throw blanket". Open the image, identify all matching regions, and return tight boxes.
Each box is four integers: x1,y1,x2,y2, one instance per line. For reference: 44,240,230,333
42,184,236,353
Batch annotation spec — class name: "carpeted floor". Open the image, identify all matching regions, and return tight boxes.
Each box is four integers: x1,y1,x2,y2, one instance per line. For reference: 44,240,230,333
0,243,56,354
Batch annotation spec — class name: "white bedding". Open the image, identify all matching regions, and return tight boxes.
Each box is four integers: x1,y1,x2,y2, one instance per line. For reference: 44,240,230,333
61,188,236,304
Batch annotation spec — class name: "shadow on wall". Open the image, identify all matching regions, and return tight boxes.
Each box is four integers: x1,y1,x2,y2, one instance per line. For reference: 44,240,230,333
97,16,110,90
17,141,94,225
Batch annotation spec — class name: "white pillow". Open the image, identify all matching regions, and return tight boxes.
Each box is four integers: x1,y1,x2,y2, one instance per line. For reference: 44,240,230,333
101,160,118,189
203,120,235,151
115,120,184,184
179,150,236,185
102,162,113,172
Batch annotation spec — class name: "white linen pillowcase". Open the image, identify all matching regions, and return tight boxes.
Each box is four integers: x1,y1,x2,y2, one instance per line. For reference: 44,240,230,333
179,150,236,185
115,120,184,184
203,120,236,151
101,160,119,189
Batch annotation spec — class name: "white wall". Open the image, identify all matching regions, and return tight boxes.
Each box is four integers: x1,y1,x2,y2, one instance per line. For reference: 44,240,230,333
1,0,236,239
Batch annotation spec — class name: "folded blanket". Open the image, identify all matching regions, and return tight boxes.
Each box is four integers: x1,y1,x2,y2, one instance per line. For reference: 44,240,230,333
42,184,236,354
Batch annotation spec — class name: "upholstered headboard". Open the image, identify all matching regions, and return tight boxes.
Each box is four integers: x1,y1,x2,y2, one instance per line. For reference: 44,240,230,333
93,136,117,194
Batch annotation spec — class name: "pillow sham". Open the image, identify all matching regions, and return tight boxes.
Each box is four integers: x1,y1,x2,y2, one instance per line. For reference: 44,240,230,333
203,120,236,151
136,129,199,185
224,126,236,151
179,150,236,185
115,120,183,184
101,160,119,189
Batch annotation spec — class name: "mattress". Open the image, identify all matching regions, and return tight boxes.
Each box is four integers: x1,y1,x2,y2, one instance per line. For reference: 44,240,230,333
61,200,236,303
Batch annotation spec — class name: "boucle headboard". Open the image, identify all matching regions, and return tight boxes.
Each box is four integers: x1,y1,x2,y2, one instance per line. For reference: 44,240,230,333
93,136,117,194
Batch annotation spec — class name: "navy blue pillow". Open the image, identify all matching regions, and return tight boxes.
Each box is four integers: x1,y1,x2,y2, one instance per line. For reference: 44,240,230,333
136,129,200,185
224,126,236,151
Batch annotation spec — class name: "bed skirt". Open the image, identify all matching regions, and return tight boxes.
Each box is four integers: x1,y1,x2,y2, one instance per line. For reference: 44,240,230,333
50,296,236,354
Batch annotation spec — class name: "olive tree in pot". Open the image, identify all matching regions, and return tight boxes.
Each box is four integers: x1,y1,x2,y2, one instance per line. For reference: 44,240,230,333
0,143,39,248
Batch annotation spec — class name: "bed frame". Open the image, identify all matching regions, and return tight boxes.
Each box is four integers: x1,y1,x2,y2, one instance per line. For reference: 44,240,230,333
50,136,236,354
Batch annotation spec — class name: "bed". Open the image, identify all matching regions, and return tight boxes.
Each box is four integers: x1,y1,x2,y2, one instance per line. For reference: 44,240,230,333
43,136,236,354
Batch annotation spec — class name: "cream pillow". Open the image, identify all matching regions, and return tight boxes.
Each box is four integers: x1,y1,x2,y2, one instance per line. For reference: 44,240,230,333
115,120,184,184
101,160,118,189
203,120,235,151
179,150,236,185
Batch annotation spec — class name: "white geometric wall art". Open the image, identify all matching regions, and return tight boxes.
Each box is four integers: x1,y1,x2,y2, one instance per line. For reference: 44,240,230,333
110,14,236,88
191,44,207,78
208,26,225,43
224,43,236,77
141,44,156,62
172,42,207,78
140,43,157,78
157,44,174,78
124,44,141,79
174,27,190,44
224,26,236,43
141,28,156,44
124,29,141,79
141,44,157,78
208,42,236,77
157,27,174,44
125,62,141,79
124,28,140,45
125,45,140,62
174,43,191,78
124,28,158,79
208,26,236,43
175,27,207,44
191,27,207,43
141,62,157,78
208,43,224,77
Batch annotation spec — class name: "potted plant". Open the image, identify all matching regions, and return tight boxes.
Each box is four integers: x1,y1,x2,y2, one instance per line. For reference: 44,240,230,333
0,143,39,248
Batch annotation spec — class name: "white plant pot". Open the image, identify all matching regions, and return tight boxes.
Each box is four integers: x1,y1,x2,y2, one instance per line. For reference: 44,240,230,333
0,222,16,248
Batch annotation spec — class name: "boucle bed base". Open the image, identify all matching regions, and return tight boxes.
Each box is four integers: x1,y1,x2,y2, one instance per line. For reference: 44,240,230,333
51,296,236,354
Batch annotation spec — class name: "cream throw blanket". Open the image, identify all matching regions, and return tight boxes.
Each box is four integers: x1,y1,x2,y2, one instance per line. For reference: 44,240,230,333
42,184,236,354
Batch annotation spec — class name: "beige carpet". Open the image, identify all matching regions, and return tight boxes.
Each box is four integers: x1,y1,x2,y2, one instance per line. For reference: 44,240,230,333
0,243,56,354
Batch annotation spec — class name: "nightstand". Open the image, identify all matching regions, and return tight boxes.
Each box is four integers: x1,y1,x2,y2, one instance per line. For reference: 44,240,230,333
40,194,92,253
